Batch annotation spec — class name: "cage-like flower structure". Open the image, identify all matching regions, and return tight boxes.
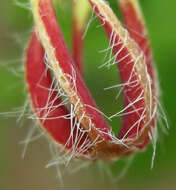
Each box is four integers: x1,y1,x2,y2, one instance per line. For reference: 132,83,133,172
26,0,158,162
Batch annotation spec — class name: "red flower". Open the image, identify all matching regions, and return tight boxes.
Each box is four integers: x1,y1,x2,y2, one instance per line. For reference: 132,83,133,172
26,0,158,162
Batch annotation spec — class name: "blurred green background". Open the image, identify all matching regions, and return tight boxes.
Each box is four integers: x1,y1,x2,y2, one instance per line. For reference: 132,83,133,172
0,0,176,190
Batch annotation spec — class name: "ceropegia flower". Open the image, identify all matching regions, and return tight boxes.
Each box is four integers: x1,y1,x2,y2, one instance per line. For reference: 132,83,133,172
26,0,159,162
